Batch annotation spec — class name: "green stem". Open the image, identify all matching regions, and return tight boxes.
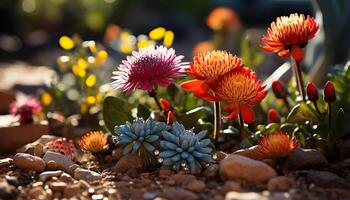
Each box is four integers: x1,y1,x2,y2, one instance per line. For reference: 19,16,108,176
313,101,322,116
148,90,163,111
238,111,247,141
283,97,291,111
213,102,222,144
327,103,332,142
291,58,306,101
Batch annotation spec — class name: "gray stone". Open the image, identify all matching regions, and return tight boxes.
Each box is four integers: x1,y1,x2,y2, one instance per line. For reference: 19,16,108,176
284,148,328,170
39,170,63,182
74,168,102,182
301,170,349,189
43,151,75,171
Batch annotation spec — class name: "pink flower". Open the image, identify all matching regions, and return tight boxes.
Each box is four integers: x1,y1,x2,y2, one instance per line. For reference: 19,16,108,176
112,45,185,94
10,97,42,124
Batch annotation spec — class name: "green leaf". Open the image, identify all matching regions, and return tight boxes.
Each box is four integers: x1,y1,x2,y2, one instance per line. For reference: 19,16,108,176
287,102,319,124
103,96,133,133
265,123,280,133
280,123,298,134
137,104,151,119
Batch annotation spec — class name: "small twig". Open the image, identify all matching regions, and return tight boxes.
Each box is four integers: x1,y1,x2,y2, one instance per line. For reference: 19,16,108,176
213,102,222,144
291,58,306,101
148,90,163,112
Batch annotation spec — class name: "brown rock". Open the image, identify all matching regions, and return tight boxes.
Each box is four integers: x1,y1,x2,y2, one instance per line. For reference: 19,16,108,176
43,151,75,171
204,164,219,179
159,169,172,177
220,154,276,184
49,181,67,192
216,151,228,161
159,188,199,200
29,187,46,199
63,184,81,198
113,154,143,174
59,173,75,184
78,180,91,189
13,153,45,172
34,143,44,157
187,180,206,193
46,160,58,171
267,176,294,192
222,181,241,194
0,158,13,169
170,174,197,185
284,148,328,170
233,145,263,160
67,164,80,176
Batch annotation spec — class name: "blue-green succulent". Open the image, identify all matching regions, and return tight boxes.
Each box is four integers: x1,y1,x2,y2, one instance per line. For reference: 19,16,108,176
113,118,168,155
159,122,213,173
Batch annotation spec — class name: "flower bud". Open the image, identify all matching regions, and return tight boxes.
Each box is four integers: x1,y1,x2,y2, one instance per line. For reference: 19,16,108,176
159,98,172,111
323,81,336,103
272,80,288,99
166,110,174,125
306,82,319,102
268,108,280,123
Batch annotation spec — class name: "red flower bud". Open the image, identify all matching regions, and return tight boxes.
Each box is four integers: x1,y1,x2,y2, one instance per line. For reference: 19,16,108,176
166,110,174,125
306,82,319,102
272,80,288,99
268,108,280,123
323,81,336,103
159,98,172,111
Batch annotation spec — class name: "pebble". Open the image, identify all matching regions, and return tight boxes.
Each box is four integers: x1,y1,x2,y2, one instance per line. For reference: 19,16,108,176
284,148,328,170
220,155,276,184
39,170,63,182
159,188,199,200
233,145,263,160
74,168,102,182
0,182,15,199
29,186,46,199
267,176,294,192
46,160,58,171
204,164,219,179
64,184,81,198
301,170,349,189
43,151,75,171
49,181,67,192
222,181,241,194
113,154,143,174
170,174,197,185
187,180,206,193
67,164,80,176
0,158,13,169
13,153,46,172
159,169,172,177
59,172,75,184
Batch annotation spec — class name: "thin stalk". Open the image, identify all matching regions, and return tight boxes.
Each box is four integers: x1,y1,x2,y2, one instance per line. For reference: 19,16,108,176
291,58,306,101
213,102,222,144
148,90,163,111
238,111,247,141
282,97,291,111
313,101,322,116
327,103,332,142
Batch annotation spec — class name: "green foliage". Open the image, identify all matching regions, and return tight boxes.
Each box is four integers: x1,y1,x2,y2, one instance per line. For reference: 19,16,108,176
240,37,265,70
287,102,320,124
103,96,133,133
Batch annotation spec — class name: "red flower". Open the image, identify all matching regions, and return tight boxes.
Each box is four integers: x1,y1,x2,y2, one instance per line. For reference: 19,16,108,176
206,7,241,32
10,97,42,124
166,110,174,125
306,82,319,102
181,50,243,101
261,13,319,63
210,66,267,123
258,131,298,159
272,80,288,99
45,139,76,159
159,98,172,111
268,108,280,123
323,81,336,103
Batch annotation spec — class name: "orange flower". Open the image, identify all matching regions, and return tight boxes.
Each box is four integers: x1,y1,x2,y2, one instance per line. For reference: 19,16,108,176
206,7,240,32
261,13,319,63
180,50,243,101
80,131,109,153
210,66,267,123
192,40,215,56
258,131,298,158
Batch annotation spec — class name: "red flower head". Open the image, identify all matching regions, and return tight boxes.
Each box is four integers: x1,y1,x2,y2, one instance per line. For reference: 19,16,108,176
210,66,267,124
306,82,319,102
272,80,288,99
10,97,42,124
261,13,319,63
80,131,109,154
258,131,298,159
181,50,243,101
159,98,172,111
166,110,174,125
268,108,280,123
45,139,76,159
206,7,241,32
323,81,336,103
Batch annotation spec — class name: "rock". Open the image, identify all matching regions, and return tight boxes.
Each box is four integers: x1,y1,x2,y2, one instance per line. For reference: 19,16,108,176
46,160,58,171
6,176,20,186
216,151,228,161
33,143,44,157
43,151,75,171
64,184,81,198
0,158,13,169
187,180,206,193
13,153,45,172
267,176,294,192
67,164,80,176
284,148,328,170
204,164,219,179
113,154,143,174
233,145,263,160
335,139,350,160
39,170,63,182
49,181,67,192
159,169,172,177
35,135,59,146
225,192,291,200
78,180,91,189
170,174,197,185
74,168,102,182
144,192,157,200
222,181,241,194
220,155,276,184
301,170,349,189
159,188,199,200
59,173,75,184
29,186,46,199
0,182,15,199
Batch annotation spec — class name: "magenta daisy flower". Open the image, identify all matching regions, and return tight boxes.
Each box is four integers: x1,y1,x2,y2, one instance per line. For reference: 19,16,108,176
112,45,185,94
10,97,42,124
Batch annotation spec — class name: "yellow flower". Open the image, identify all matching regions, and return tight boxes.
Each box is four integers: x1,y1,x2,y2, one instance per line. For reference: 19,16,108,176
96,93,103,103
59,36,74,50
77,58,88,69
41,92,52,106
87,96,96,105
85,74,97,87
95,50,108,65
137,40,152,48
120,43,133,54
80,103,88,114
163,30,174,47
72,64,86,78
149,27,166,40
